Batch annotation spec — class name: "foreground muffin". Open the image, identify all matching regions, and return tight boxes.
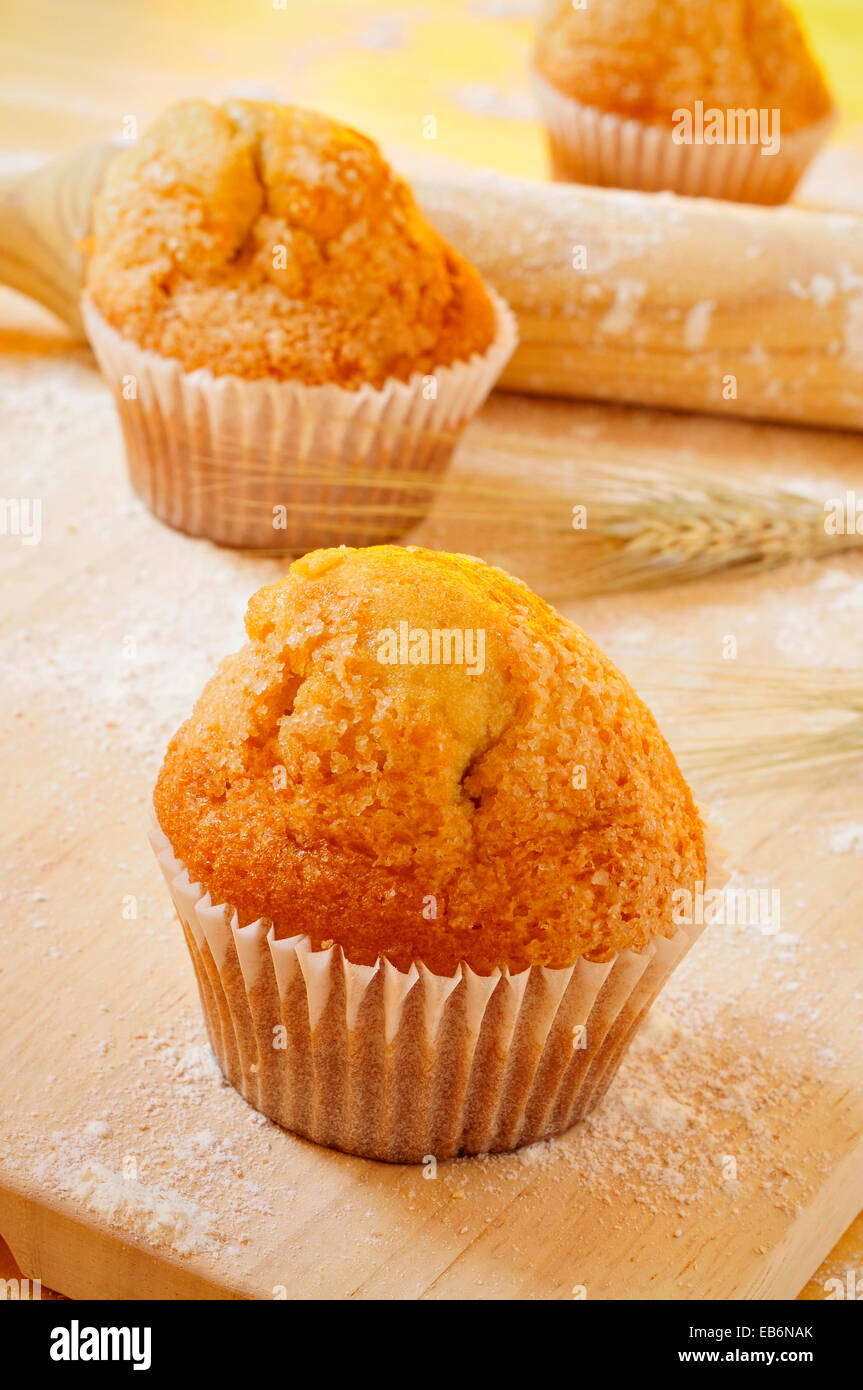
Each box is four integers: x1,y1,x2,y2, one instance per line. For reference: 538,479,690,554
533,0,835,203
151,546,713,1161
83,101,515,549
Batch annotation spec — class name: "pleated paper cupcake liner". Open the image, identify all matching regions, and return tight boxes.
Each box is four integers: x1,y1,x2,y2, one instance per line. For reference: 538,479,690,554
532,70,835,205
82,290,517,552
150,817,726,1163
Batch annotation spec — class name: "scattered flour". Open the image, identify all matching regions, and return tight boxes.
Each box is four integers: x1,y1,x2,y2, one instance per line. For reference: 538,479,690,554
788,275,837,309
82,1120,113,1140
826,824,863,856
600,279,647,337
630,1004,680,1052
683,299,716,350
617,1087,696,1136
73,1161,218,1257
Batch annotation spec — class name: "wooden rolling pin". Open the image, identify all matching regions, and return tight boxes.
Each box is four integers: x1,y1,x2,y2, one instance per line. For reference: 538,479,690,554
411,166,863,433
2,144,863,431
0,143,116,336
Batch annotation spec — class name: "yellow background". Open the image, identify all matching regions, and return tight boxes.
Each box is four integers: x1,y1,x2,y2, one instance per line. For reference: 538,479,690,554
2,0,862,170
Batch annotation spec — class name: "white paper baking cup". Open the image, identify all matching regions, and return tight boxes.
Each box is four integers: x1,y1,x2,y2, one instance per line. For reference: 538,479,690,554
150,817,725,1163
532,69,835,204
82,290,517,551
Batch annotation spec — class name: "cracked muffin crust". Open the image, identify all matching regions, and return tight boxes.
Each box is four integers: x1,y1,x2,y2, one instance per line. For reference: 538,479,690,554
86,99,496,387
154,545,706,976
534,0,833,133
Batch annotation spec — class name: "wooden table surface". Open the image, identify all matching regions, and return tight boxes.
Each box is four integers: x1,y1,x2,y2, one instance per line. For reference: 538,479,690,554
1,291,862,1300
1,0,862,1301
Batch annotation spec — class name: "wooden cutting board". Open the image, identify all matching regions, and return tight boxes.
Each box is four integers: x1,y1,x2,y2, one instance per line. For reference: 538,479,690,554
1,289,862,1300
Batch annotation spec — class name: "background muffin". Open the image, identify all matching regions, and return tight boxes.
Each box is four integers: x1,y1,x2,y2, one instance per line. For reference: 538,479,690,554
83,102,516,549
533,0,835,202
152,546,713,1160
87,100,496,388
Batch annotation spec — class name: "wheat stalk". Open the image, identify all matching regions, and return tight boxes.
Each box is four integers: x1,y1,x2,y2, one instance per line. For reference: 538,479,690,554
183,421,861,593
454,429,861,592
635,664,863,788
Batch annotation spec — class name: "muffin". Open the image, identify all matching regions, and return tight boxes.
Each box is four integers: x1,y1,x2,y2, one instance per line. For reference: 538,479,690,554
533,0,835,203
151,546,718,1162
83,100,516,550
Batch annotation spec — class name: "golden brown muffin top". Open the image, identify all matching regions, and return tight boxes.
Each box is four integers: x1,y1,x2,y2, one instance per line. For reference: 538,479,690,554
155,546,706,976
534,0,833,133
86,100,496,388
